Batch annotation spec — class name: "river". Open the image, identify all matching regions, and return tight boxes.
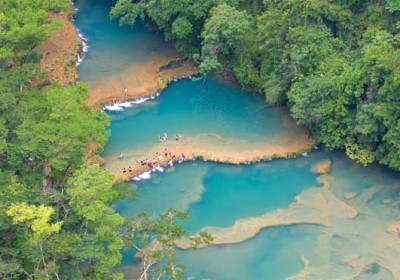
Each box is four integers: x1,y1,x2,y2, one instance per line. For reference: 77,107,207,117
75,0,400,279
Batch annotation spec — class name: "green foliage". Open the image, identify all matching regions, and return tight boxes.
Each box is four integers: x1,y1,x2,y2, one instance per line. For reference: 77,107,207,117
10,84,109,178
172,17,193,39
0,0,70,63
0,2,127,278
386,0,400,12
67,164,125,279
2,0,400,278
111,0,242,55
7,203,62,242
111,0,400,170
199,4,252,74
123,209,212,280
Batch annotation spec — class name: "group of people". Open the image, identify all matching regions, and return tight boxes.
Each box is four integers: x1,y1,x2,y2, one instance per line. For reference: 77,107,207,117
121,149,191,173
158,133,184,142
145,149,188,168
162,149,187,167
121,166,133,173
175,134,183,142
120,131,189,174
158,132,168,142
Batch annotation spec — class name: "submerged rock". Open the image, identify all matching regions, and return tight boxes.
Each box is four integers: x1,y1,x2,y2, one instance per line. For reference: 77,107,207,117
344,192,357,200
383,199,392,205
387,221,400,237
311,159,332,174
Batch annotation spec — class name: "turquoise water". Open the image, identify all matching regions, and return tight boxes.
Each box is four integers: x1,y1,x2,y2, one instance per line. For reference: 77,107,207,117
74,0,174,82
102,77,304,162
75,0,400,279
176,225,322,280
116,155,321,233
117,151,400,279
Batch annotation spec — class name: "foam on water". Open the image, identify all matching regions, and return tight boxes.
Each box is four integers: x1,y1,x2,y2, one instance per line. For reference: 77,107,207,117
103,96,152,111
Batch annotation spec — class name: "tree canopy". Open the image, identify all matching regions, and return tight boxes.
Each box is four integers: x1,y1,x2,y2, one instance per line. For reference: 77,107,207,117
0,1,127,278
112,0,400,170
0,2,213,278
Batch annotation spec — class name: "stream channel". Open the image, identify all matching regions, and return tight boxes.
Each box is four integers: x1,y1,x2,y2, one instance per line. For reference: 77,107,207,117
75,0,400,279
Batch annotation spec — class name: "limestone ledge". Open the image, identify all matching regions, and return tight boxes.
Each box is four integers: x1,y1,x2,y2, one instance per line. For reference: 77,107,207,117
174,175,358,249
112,137,315,182
85,55,198,108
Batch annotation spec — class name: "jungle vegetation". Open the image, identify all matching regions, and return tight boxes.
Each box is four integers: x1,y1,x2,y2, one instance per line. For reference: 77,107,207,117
0,0,399,279
111,0,400,170
0,1,211,279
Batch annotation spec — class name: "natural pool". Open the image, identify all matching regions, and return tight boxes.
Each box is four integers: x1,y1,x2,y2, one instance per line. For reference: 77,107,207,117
74,0,175,82
102,76,310,173
75,0,400,279
116,152,400,279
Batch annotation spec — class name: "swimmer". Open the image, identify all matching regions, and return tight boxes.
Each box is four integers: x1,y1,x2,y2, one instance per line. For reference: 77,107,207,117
163,132,167,140
158,135,163,142
168,159,174,167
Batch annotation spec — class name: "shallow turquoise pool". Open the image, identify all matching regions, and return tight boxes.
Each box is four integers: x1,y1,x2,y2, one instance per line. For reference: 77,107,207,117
117,151,400,279
74,0,174,82
116,154,322,234
102,76,307,173
75,0,400,279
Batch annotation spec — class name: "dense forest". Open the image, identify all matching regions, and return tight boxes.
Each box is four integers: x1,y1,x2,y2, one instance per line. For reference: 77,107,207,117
0,0,126,279
1,0,399,279
112,0,400,171
0,1,211,279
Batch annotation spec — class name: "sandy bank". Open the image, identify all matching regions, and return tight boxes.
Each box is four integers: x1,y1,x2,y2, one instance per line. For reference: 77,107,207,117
110,129,313,181
34,10,81,86
85,55,198,107
387,221,400,237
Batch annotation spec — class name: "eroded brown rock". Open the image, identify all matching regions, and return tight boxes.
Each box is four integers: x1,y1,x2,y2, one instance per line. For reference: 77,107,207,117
311,159,332,174
34,9,81,86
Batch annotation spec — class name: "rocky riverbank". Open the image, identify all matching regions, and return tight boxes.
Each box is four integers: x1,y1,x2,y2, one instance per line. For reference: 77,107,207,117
34,9,81,86
85,54,198,107
43,4,313,182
